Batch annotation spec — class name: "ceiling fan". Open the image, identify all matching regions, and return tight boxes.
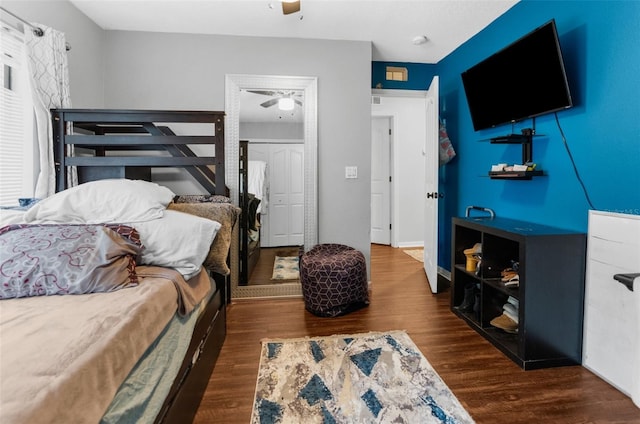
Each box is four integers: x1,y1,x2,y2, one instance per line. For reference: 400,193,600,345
247,90,303,109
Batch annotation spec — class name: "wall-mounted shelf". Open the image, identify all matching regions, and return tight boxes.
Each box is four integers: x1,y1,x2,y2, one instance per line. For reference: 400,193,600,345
486,134,533,144
485,129,544,179
489,170,544,180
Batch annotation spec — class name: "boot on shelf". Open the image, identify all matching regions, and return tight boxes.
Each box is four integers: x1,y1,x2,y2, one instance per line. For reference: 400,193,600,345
473,292,481,320
455,283,476,312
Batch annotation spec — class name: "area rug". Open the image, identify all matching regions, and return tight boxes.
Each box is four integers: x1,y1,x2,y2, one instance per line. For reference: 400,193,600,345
403,248,424,263
271,256,300,280
251,330,475,424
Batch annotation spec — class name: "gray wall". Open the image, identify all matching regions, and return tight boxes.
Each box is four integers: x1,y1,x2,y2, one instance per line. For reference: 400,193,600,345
2,1,374,271
3,0,105,107
240,122,303,140
101,31,373,266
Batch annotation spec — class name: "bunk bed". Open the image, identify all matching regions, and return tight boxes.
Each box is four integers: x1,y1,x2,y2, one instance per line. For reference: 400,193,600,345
52,109,226,194
239,140,267,284
0,109,237,424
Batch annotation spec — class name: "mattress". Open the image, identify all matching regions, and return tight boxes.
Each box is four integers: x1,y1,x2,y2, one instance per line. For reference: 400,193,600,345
101,279,215,423
0,268,211,424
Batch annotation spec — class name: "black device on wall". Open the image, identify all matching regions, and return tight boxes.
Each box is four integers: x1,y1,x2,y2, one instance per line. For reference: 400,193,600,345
461,19,573,132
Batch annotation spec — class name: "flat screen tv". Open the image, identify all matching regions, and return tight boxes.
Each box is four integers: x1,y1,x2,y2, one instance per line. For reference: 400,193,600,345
461,19,573,131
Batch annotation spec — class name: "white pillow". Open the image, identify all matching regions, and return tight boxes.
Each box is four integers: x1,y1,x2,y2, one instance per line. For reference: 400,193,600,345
24,179,175,224
132,210,221,280
0,209,26,226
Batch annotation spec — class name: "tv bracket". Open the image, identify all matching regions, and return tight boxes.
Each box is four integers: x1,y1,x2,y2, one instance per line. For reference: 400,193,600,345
520,128,534,164
490,128,535,164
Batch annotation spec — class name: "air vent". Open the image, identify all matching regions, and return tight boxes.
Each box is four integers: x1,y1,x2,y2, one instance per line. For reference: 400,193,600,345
386,66,408,82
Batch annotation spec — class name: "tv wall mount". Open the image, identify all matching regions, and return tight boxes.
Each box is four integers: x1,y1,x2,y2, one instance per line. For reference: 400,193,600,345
487,128,544,180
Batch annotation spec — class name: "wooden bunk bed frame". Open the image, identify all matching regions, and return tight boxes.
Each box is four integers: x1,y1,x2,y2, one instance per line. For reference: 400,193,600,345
51,108,228,424
239,139,261,284
52,109,226,195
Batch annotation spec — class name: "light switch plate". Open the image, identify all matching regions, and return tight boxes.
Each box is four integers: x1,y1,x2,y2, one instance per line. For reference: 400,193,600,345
345,166,358,179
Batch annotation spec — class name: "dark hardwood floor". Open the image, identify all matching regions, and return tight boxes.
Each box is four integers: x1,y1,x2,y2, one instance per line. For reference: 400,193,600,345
194,244,640,423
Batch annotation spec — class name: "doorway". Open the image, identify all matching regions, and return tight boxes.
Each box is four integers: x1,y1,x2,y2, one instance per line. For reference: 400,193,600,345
371,78,440,293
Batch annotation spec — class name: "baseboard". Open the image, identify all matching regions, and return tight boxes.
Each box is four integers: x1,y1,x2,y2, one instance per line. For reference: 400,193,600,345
437,266,451,281
394,242,424,248
437,267,451,293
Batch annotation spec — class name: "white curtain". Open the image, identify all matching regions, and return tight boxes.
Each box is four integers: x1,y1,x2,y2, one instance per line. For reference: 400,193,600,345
25,24,73,198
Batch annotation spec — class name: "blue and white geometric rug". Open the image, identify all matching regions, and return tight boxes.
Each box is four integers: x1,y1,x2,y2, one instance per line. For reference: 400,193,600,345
251,330,475,423
271,256,300,280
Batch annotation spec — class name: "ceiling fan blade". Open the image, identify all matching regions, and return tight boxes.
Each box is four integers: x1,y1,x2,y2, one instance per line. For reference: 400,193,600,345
261,98,279,108
282,0,300,15
247,90,278,96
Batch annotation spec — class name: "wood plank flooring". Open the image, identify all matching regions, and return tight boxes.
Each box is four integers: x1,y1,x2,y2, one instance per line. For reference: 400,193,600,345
194,244,640,424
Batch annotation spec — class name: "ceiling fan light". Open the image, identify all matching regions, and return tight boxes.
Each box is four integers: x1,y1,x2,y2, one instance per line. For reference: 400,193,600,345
278,97,295,111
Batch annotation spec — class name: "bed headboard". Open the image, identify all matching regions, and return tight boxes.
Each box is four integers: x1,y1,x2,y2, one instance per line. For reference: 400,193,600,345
51,109,227,195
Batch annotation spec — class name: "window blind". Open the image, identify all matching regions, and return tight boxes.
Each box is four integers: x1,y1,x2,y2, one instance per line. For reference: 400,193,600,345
0,22,33,206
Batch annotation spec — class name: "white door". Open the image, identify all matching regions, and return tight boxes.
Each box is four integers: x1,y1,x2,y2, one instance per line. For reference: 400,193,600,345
264,143,304,247
371,117,391,245
288,146,305,246
423,76,440,293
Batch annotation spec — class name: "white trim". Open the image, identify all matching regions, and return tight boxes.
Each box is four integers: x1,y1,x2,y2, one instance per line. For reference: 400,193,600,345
225,74,317,299
396,241,424,248
372,88,427,98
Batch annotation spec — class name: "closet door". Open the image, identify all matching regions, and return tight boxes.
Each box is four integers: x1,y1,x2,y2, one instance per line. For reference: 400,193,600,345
268,144,304,246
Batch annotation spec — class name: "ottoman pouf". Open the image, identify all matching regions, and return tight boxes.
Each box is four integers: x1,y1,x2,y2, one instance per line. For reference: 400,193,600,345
299,243,369,317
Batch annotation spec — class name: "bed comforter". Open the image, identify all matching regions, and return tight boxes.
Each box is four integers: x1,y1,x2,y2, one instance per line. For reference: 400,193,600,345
0,267,211,424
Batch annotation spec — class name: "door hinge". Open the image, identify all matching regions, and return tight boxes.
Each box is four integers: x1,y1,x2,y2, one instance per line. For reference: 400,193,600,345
389,176,392,183
388,129,392,135
389,223,392,230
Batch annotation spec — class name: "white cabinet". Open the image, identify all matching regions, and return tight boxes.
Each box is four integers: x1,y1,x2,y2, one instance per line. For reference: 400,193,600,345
249,142,304,247
583,210,640,408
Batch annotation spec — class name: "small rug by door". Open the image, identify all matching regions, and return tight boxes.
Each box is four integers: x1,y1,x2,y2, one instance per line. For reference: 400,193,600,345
251,330,475,423
403,248,424,263
271,256,300,280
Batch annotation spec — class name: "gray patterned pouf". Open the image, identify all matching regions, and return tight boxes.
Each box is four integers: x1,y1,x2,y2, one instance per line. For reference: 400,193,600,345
299,244,369,317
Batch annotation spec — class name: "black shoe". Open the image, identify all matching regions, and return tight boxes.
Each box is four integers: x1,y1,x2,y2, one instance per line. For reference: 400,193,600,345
455,284,475,312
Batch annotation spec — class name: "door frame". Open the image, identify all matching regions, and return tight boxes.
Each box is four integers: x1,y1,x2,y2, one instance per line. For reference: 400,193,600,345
372,88,428,248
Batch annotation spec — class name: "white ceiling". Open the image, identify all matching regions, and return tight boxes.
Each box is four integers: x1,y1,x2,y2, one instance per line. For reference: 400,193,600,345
69,0,518,64
68,0,518,122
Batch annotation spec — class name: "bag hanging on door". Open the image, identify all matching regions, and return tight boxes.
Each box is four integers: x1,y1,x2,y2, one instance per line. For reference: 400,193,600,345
439,119,456,166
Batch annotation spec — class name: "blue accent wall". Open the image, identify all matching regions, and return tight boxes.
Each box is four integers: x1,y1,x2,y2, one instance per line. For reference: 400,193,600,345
436,0,640,270
378,1,640,271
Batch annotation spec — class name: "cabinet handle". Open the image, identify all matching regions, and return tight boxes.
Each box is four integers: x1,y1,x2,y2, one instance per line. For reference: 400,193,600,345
613,273,640,292
465,205,495,219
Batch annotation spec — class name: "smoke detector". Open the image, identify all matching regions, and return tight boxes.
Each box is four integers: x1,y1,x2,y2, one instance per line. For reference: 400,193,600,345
412,35,429,45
